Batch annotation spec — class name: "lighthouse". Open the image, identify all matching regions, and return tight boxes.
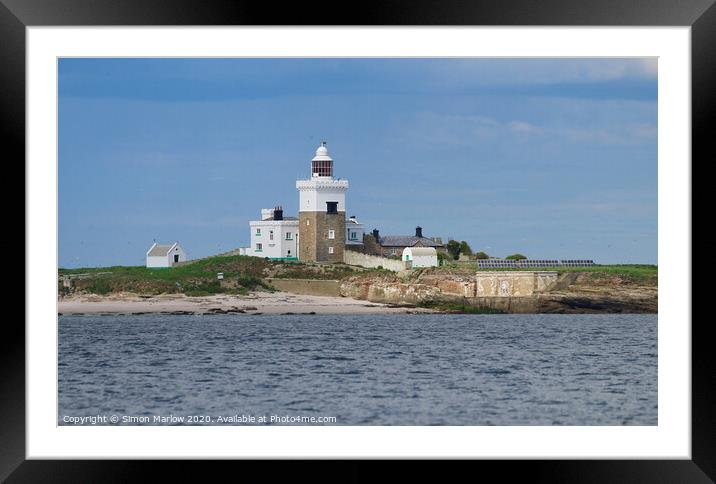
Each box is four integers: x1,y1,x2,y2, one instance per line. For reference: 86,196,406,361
296,142,348,262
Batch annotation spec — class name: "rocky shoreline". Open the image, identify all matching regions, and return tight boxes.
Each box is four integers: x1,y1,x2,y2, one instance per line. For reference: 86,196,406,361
57,291,437,316
339,270,657,314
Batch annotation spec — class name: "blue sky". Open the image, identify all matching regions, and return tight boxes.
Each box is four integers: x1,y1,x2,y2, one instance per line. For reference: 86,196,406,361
58,58,657,267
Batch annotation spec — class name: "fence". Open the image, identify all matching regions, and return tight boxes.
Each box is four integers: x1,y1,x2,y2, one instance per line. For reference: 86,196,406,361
476,259,594,269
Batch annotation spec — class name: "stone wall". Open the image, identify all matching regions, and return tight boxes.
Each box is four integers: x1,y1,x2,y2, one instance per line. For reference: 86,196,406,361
298,211,345,263
343,249,406,272
340,280,440,304
265,278,341,297
474,271,558,297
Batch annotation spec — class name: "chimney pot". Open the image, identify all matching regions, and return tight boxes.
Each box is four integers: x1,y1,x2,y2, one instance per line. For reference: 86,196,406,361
273,206,284,221
415,226,423,238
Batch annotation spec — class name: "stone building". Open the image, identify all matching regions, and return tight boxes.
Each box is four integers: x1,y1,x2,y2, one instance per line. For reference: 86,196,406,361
369,226,445,258
296,142,348,263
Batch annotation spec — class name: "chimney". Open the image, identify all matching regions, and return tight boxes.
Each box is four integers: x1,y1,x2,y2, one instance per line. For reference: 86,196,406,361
415,226,423,238
372,229,380,241
273,205,283,221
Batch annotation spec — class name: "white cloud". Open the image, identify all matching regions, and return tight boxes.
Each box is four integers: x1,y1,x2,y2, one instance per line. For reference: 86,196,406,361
507,121,541,134
426,58,658,89
400,111,655,148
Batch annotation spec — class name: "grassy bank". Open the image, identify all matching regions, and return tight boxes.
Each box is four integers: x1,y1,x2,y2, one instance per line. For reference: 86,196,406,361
436,264,658,284
60,256,657,298
59,255,375,296
59,255,275,296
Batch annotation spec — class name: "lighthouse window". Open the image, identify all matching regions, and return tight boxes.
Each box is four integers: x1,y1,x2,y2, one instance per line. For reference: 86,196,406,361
328,247,334,254
312,160,332,177
326,201,338,214
328,229,335,239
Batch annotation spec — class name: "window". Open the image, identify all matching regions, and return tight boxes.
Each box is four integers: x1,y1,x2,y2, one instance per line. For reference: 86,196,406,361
285,232,292,240
326,201,338,214
306,219,310,226
328,229,335,240
350,231,358,240
255,243,262,252
312,159,332,177
269,230,274,241
255,228,261,236
328,247,334,254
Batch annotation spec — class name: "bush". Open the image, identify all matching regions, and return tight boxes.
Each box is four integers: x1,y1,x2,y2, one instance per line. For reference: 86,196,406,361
446,240,461,260
84,279,113,295
505,253,527,260
475,251,489,260
236,274,270,290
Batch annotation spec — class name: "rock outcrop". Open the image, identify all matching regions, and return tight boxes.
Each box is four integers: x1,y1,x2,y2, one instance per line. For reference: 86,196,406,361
339,269,657,314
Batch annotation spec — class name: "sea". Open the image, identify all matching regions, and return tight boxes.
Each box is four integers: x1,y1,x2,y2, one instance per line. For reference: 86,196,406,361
58,313,657,426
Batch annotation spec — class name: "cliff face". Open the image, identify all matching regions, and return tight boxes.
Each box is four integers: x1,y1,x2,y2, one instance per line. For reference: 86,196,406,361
536,272,657,313
339,269,657,314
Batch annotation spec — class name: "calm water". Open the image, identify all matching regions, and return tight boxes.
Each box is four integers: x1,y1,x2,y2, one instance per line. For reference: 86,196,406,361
58,314,657,425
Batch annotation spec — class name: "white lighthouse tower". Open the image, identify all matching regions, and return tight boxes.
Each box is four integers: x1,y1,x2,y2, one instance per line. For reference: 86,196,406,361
296,142,349,262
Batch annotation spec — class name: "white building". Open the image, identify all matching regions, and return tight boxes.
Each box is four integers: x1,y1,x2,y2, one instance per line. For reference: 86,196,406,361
146,242,187,268
243,206,299,260
402,247,438,268
346,215,364,246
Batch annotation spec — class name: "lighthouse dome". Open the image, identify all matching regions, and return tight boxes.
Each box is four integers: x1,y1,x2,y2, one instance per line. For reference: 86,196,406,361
311,141,333,162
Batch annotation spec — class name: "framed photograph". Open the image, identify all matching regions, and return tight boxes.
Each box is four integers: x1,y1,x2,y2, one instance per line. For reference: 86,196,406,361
7,0,711,480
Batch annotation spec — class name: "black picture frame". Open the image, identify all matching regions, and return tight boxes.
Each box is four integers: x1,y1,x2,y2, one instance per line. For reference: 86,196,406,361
5,0,711,480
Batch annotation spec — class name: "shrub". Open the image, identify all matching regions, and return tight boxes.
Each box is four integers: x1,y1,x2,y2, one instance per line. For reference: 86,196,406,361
446,240,461,260
237,274,270,290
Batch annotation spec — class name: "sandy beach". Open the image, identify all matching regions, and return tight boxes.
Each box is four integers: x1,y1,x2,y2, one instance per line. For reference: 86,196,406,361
58,291,435,315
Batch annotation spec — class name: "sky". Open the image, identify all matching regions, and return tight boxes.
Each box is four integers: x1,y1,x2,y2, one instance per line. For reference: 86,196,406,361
58,58,657,268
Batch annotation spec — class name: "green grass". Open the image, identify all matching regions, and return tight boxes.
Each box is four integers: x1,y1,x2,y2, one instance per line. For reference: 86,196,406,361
59,255,274,296
557,264,656,282
467,264,658,283
59,257,658,297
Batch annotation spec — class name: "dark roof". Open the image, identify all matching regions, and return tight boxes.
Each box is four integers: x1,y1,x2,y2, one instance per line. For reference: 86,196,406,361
378,236,444,248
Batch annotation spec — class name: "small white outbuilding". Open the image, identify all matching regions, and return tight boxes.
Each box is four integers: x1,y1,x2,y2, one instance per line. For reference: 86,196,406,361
146,242,187,268
402,247,438,268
